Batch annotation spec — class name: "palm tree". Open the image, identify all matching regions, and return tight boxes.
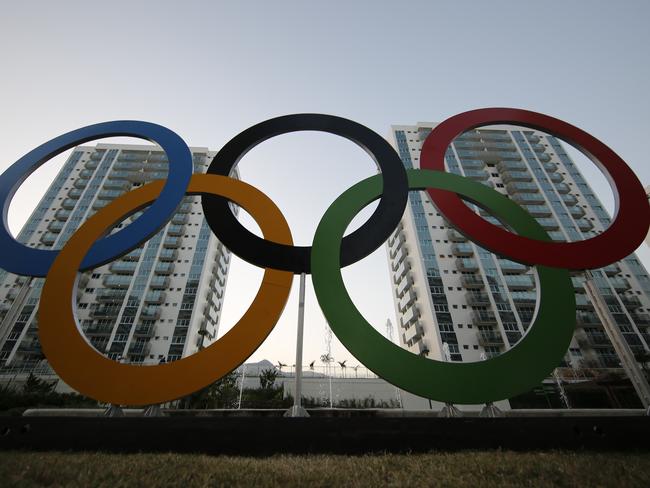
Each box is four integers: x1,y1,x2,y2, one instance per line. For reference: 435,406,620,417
337,360,347,378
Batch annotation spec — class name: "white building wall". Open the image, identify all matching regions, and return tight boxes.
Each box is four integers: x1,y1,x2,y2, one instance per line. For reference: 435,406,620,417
0,144,233,387
387,123,650,379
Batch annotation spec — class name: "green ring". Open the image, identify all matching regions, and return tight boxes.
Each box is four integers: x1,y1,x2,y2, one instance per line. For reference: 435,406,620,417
311,169,575,404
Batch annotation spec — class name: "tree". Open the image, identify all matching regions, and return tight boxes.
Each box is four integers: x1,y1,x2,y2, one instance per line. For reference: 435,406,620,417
182,371,239,409
259,368,278,389
22,373,55,395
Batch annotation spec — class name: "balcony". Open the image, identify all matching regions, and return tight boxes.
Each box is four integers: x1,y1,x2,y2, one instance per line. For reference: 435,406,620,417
498,259,528,273
98,189,125,200
511,291,536,303
576,218,594,232
158,249,178,262
104,179,131,191
47,220,65,233
134,324,155,337
171,213,189,225
554,182,571,194
506,181,539,194
140,307,160,321
523,205,552,217
601,263,620,276
400,305,419,328
154,262,174,275
461,274,484,289
144,162,168,172
149,276,170,289
394,260,410,282
68,188,83,198
122,249,142,261
404,322,424,343
447,229,467,242
113,161,143,171
621,295,643,310
549,173,564,183
541,161,557,171
117,152,147,163
466,291,490,306
472,310,498,325
103,275,132,288
147,153,168,163
456,258,479,272
463,170,490,181
569,206,586,218
79,169,94,178
17,342,42,355
90,306,121,319
574,294,593,310
561,194,578,206
576,312,600,326
109,261,137,275
460,159,486,170
96,289,128,302
396,276,413,296
580,333,611,348
163,236,181,248
477,330,504,346
512,193,546,205
85,323,114,335
524,136,541,146
451,243,473,257
391,246,407,267
501,171,533,183
55,209,71,221
497,161,528,172
108,171,132,180
92,199,109,210
398,288,417,312
167,224,185,236
40,232,57,246
62,198,77,210
504,274,535,290
535,218,560,230
73,178,89,189
609,277,631,291
145,291,166,304
128,342,151,355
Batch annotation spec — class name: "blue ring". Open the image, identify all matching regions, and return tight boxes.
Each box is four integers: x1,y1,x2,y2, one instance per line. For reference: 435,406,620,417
0,121,193,276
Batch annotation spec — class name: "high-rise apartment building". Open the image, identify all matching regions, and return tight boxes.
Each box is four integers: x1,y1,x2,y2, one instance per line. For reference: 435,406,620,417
387,123,650,385
0,144,233,382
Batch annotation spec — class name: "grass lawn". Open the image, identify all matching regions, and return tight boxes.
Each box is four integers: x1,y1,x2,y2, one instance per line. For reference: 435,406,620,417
0,451,649,487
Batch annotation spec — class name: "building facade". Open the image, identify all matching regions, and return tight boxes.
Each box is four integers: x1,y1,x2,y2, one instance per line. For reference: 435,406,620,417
0,144,233,382
386,123,650,389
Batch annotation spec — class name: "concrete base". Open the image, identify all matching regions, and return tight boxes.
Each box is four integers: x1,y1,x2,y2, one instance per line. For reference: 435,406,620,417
284,405,310,417
439,403,462,418
480,402,504,418
103,405,124,417
1,416,648,453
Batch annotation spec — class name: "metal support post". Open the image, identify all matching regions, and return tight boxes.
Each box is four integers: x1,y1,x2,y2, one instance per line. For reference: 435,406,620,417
285,273,309,417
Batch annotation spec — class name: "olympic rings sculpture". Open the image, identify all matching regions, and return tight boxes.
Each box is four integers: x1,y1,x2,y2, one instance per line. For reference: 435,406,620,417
0,109,647,406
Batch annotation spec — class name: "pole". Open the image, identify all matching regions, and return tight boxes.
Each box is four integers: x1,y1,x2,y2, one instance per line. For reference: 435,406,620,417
285,273,309,417
238,364,246,409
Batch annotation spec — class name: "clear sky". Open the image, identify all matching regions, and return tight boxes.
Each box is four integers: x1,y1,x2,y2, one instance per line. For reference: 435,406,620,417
0,1,649,369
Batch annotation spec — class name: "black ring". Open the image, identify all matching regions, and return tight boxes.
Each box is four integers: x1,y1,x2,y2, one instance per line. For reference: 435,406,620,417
201,114,409,274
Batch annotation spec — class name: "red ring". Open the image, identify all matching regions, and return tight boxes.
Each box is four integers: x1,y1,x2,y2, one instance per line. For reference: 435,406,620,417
421,108,649,269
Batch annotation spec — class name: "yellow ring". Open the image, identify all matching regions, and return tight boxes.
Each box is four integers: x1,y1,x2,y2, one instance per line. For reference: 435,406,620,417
38,174,293,405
